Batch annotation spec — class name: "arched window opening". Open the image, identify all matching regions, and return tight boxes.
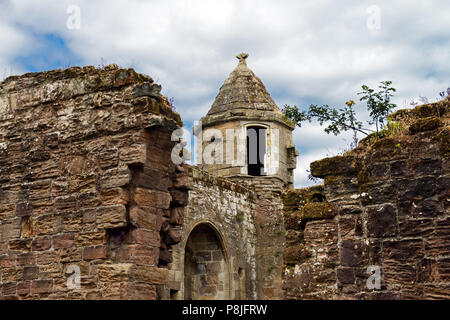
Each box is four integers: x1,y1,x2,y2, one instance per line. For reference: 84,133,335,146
247,126,266,176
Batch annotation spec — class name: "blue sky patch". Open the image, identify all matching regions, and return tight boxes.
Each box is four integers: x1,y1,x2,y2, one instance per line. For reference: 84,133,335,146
14,32,80,73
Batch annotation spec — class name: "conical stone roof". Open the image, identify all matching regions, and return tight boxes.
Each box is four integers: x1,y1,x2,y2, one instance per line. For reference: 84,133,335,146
207,53,281,115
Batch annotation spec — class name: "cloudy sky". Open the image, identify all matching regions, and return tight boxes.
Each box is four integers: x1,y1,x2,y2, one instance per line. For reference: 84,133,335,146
1,0,449,187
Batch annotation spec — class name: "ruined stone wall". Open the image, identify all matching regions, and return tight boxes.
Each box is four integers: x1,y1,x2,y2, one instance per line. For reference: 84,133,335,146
4,64,447,302
251,178,286,300
212,174,287,300
282,100,450,299
168,166,257,300
0,66,186,299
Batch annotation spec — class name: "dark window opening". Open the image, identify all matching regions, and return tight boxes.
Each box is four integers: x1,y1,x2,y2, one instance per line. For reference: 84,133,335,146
247,126,266,176
238,267,246,299
170,289,178,300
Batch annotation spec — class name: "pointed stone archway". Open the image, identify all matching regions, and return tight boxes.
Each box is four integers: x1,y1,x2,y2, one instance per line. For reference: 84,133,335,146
184,223,231,300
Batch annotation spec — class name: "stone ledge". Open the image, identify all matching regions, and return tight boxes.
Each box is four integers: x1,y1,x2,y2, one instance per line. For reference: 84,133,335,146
187,165,255,196
310,155,356,178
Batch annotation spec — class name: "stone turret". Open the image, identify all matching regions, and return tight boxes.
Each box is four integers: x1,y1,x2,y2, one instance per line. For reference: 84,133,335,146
196,54,297,299
197,53,298,188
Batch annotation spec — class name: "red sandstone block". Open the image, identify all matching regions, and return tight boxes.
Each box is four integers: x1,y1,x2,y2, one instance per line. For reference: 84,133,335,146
15,201,32,217
67,156,85,175
262,287,275,299
90,264,99,276
36,251,59,265
130,229,160,247
100,188,130,206
22,266,39,280
165,227,182,244
0,242,7,256
32,236,52,251
59,247,83,263
1,282,17,296
52,233,74,249
129,206,159,230
17,281,31,296
133,188,171,209
8,239,32,253
77,191,101,207
0,255,16,268
86,291,102,300
83,246,108,261
170,207,184,225
16,253,36,266
130,265,168,285
97,148,119,169
126,283,157,300
134,167,169,191
169,189,188,206
119,144,147,165
32,280,53,294
80,276,98,290
97,264,133,283
114,244,156,265
173,173,190,189
96,205,127,229
100,170,131,189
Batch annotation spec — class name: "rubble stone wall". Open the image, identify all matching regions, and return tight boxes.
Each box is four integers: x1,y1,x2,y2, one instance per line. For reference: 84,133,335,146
282,100,450,299
0,66,186,299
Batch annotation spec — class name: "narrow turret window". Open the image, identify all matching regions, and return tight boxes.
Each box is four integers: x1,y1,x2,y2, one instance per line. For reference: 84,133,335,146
247,126,266,176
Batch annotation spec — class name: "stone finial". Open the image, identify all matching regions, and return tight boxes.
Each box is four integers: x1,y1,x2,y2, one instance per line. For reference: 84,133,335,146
236,53,249,61
236,53,249,67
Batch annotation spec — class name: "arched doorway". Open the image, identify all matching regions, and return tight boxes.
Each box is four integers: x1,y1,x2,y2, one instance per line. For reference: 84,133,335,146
184,223,230,300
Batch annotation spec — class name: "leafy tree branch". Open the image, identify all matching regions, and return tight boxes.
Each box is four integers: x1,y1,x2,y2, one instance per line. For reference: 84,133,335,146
283,81,398,139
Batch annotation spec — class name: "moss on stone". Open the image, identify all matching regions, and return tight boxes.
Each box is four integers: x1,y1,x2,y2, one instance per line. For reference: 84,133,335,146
412,103,448,118
235,211,245,223
409,116,443,135
304,185,325,203
282,115,296,128
433,127,450,156
358,129,401,151
267,265,276,273
371,137,397,150
283,186,325,209
282,190,303,211
389,108,412,122
285,230,305,246
300,202,335,220
284,244,312,265
357,166,371,184
323,175,343,186
390,103,448,121
310,155,356,178
283,211,303,230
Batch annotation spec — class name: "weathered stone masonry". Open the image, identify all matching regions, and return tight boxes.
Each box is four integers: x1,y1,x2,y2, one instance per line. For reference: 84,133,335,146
1,56,449,300
0,61,279,300
0,65,188,299
282,100,450,299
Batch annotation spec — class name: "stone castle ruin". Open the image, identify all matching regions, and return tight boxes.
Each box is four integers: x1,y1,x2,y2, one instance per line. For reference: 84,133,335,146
0,54,449,299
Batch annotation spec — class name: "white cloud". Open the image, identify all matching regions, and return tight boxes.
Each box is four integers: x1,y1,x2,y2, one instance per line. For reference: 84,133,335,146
1,0,449,187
